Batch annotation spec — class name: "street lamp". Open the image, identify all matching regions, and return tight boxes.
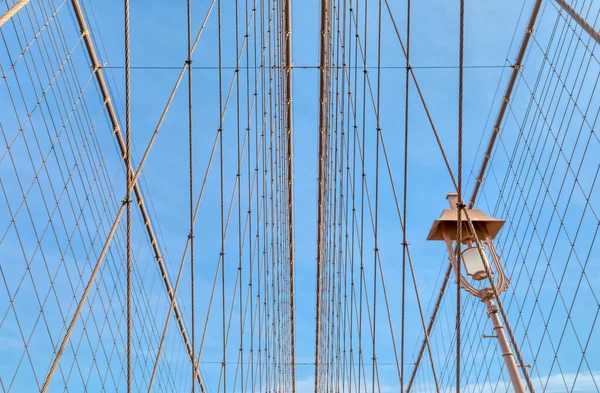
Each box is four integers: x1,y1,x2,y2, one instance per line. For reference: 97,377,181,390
426,192,526,393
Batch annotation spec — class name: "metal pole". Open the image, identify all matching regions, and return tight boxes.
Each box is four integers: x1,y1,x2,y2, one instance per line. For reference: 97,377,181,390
484,297,526,393
554,0,600,46
0,0,31,28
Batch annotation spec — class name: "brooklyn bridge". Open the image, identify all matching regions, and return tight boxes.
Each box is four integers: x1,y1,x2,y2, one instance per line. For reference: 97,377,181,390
0,0,598,392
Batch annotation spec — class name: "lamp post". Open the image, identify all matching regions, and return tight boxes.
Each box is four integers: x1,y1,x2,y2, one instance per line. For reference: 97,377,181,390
427,192,526,393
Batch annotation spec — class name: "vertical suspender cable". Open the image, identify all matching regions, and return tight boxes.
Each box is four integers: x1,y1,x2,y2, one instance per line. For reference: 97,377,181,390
359,1,368,391
316,0,329,391
282,0,296,391
124,0,133,391
235,1,243,393
187,0,196,391
217,0,226,391
456,1,465,392
372,0,383,391
401,0,411,390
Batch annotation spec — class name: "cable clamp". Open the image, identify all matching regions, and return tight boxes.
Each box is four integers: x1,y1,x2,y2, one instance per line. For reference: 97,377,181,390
81,29,89,37
185,59,193,65
525,27,534,35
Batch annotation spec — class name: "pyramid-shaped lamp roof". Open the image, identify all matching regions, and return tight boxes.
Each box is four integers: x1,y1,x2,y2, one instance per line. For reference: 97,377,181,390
426,193,505,241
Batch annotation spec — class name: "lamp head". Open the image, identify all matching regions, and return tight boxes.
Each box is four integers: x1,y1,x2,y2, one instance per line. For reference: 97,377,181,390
426,193,505,242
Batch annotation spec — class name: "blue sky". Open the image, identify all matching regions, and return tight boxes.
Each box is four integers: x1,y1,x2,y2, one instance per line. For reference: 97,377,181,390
1,0,599,392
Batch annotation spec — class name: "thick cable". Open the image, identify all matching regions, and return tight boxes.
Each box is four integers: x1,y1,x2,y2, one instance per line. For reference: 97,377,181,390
401,0,410,390
455,2,465,393
187,0,195,392
0,0,32,27
554,0,600,46
124,0,132,391
468,0,544,208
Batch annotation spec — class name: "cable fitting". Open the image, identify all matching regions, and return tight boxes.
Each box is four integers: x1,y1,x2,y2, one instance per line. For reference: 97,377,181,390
185,59,193,65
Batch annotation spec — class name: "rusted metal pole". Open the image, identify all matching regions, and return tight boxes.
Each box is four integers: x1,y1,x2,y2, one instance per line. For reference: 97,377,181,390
468,0,544,209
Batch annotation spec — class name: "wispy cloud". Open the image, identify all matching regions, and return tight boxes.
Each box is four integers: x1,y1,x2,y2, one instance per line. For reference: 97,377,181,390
294,371,600,393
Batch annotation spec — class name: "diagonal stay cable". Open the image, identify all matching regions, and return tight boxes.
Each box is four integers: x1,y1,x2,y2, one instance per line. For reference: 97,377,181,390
468,0,544,208
39,0,217,391
0,0,33,28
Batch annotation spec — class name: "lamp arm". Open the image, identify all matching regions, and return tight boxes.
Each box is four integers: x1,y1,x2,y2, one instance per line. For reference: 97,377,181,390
485,236,510,295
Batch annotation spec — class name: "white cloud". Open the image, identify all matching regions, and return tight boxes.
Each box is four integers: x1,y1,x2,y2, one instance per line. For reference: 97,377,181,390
294,370,600,393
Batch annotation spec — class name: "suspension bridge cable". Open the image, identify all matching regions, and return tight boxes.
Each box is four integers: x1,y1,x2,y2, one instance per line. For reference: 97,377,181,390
315,0,329,390
63,4,213,390
456,2,464,393
468,0,544,209
371,0,382,392
186,0,196,391
401,0,410,390
124,0,133,391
